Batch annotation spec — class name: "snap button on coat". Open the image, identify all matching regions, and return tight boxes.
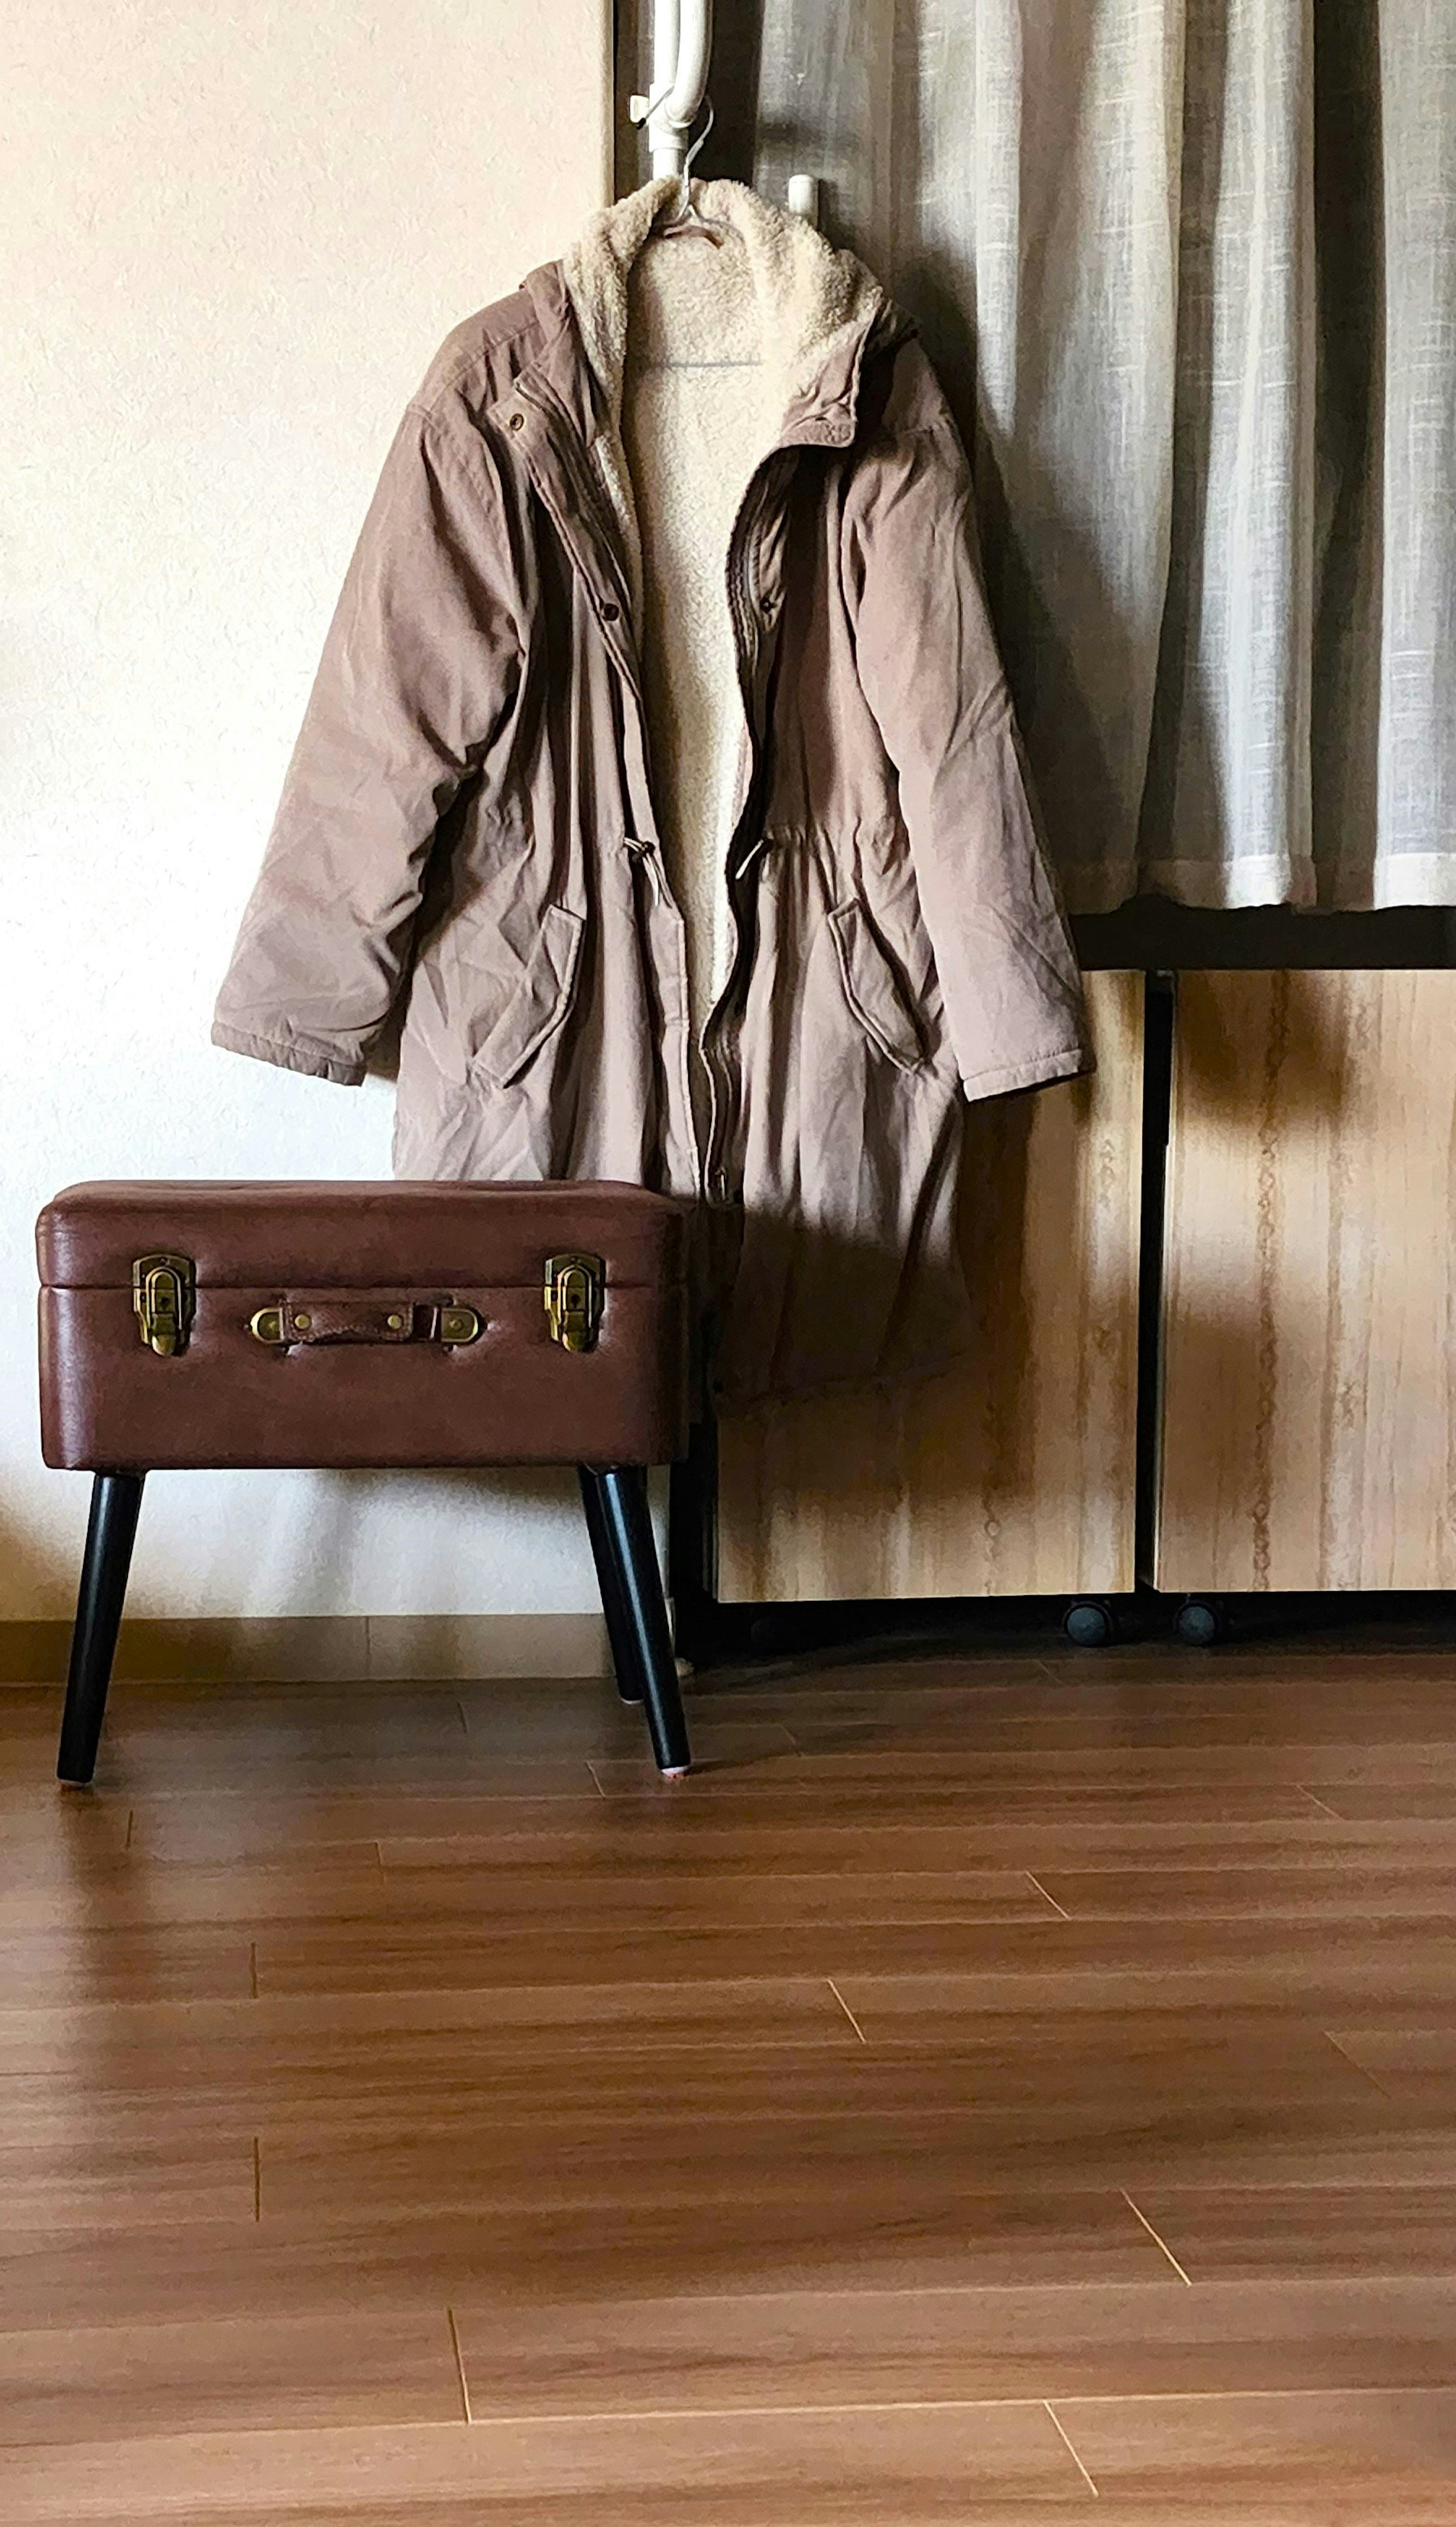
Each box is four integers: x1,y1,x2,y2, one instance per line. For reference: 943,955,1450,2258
213,179,1089,1410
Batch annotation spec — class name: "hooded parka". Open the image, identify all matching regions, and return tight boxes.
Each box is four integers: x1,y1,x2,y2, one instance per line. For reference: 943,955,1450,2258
213,179,1089,1410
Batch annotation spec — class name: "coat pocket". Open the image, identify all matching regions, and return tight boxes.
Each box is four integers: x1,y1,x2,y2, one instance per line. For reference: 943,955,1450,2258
827,900,925,1072
469,903,586,1089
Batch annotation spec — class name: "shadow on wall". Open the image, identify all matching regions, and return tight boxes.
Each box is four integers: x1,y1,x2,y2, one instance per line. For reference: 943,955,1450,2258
1169,968,1358,1136
717,1091,1039,1512
942,1063,1134,1548
716,1053,1143,1597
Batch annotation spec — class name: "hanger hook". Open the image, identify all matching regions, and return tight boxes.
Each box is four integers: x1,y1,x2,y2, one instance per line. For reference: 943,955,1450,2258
676,95,714,207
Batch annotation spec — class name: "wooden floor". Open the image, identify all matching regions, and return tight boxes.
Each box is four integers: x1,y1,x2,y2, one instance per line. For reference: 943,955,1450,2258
4,1638,1456,2522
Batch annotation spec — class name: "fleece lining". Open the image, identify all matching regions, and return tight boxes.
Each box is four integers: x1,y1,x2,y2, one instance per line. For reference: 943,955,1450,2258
622,233,777,1093
561,180,887,1124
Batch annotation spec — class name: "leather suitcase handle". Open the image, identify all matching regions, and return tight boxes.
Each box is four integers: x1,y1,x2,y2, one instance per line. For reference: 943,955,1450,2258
248,1296,482,1347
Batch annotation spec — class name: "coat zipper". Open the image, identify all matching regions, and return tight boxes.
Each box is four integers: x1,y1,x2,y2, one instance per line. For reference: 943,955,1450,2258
698,454,786,1206
517,383,797,1205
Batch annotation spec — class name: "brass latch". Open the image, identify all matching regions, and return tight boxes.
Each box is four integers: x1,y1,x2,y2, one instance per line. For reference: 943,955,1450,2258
436,1305,482,1345
544,1252,604,1353
132,1253,195,1357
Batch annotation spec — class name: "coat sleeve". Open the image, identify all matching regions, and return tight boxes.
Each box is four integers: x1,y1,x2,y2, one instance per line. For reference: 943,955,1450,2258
212,407,522,1085
841,358,1090,1102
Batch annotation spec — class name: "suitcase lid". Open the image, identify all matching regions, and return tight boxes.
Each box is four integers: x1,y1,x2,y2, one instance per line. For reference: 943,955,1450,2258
37,1181,691,1289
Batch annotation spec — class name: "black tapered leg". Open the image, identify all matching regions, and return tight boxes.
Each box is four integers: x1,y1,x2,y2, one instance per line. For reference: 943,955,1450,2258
578,1465,691,1777
578,1465,645,1703
56,1471,145,1786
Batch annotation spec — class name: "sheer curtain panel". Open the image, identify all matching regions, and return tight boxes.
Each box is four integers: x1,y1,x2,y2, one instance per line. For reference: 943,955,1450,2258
753,0,1456,911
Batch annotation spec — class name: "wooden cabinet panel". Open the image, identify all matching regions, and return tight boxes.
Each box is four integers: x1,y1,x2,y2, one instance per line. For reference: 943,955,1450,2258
716,972,1144,1602
1156,970,1456,1593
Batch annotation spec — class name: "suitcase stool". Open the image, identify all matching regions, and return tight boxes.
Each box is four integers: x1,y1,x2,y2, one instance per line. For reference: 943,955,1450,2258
37,1181,694,1785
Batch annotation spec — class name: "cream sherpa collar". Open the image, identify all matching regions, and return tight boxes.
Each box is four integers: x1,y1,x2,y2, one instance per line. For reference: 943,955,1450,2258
560,176,890,437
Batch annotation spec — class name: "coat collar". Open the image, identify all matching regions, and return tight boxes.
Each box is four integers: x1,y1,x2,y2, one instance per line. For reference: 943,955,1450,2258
495,184,898,653
553,176,891,448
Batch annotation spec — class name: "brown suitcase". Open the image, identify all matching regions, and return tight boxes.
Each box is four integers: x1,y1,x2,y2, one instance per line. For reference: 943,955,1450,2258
37,1179,694,1784
38,1179,691,1471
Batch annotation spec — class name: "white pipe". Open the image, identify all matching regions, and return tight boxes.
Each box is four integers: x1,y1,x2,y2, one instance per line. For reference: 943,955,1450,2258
646,0,711,177
647,0,679,173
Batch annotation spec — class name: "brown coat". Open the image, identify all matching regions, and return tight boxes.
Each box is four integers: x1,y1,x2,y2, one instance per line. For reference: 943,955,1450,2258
213,180,1088,1410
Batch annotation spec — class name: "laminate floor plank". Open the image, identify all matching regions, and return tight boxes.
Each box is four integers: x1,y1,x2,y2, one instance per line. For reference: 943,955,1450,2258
11,1685,468,1731
9,1846,1454,1946
253,2093,1456,2227
0,1993,859,2090
0,2006,1382,2131
372,1865,1067,1929
588,1777,1346,1819
0,1924,252,2008
782,1700,1456,1756
100,1691,471,1748
591,1740,1456,1793
830,1922,1456,2025
242,2045,1377,2158
1294,1784,1456,1821
127,1791,623,1862
1035,1643,1456,1678
376,1814,1456,1873
1052,2384,1456,2518
251,1911,1456,2003
1329,2027,1456,2105
3,2406,1093,2522
0,2190,1172,2329
0,2306,461,2446
0,1852,388,1934
127,1781,1332,1862
453,2275,1456,2414
34,1701,788,1783
1034,1863,1456,1920
1128,2182,1456,2281
67,1750,607,1797
0,2127,256,2232
251,1958,860,2032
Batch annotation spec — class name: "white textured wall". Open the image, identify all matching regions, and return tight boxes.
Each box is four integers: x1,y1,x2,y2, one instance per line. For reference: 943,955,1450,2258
2,3,613,1621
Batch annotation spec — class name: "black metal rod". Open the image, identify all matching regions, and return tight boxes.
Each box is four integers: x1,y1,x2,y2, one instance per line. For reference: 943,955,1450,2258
582,1465,691,1776
1134,971,1177,1591
57,1471,146,1786
578,1464,645,1703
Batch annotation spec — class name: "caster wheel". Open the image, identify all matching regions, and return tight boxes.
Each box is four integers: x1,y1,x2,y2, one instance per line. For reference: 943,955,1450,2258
1174,1597,1226,1647
1064,1598,1117,1648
